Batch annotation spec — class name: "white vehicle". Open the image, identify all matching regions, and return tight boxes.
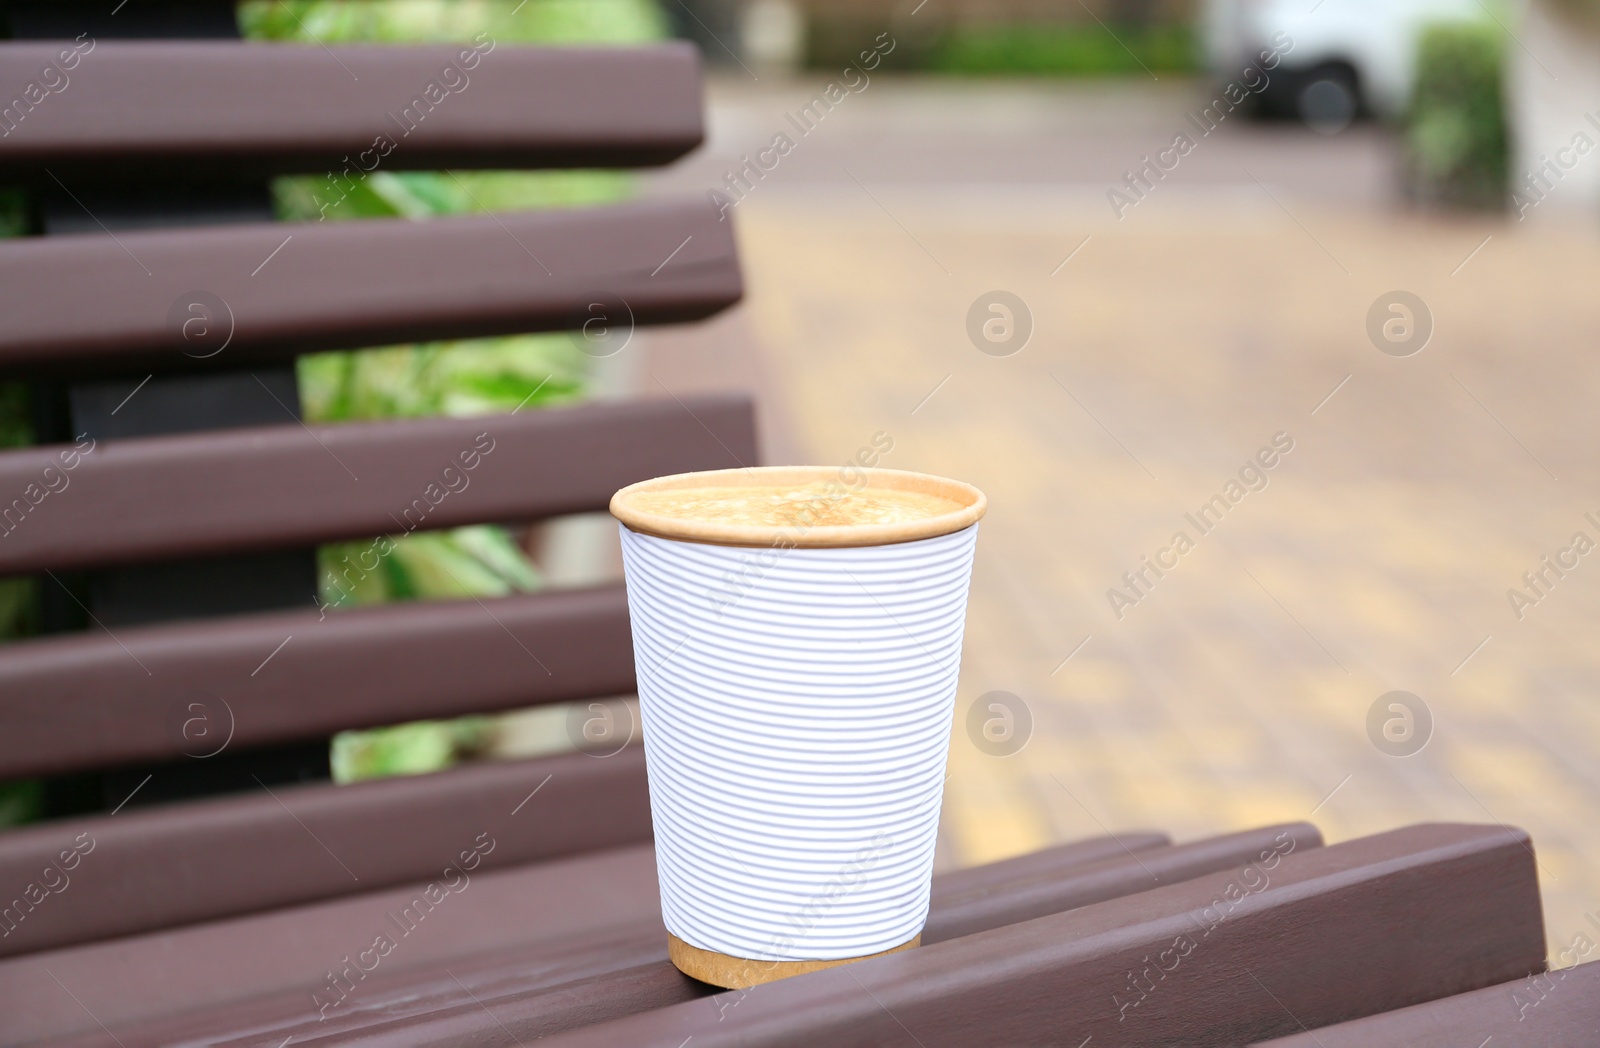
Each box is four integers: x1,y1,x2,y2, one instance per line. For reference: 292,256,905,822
1201,0,1486,126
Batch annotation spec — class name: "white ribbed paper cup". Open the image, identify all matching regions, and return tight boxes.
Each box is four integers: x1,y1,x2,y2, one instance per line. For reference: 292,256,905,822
611,467,985,988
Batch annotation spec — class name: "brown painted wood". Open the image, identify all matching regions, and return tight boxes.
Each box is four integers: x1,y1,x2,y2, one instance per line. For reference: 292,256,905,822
9,827,1320,1047
527,823,1545,1048
0,197,740,377
1254,959,1600,1047
0,841,666,1046
0,394,757,577
0,747,651,960
0,42,704,177
923,822,1323,945
324,825,1304,1048
0,584,638,778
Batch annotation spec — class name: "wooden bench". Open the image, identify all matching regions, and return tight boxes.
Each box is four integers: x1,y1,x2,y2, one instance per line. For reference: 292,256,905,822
0,6,1582,1046
1257,958,1600,1046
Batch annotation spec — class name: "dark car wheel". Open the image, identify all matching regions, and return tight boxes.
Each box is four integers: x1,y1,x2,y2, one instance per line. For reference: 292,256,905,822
1249,60,1363,129
1296,62,1362,133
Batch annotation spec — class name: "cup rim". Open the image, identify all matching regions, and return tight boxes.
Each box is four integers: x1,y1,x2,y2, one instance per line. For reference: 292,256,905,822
610,466,987,548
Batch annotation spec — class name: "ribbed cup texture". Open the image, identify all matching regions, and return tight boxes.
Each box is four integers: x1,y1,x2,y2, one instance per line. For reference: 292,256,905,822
619,523,979,961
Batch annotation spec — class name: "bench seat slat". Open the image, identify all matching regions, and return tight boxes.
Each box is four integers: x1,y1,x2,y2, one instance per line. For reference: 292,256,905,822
0,840,666,1047
214,830,1314,1048
536,824,1546,1048
0,394,756,577
0,584,637,778
1253,960,1600,1046
0,42,704,176
354,826,1321,1048
0,198,740,376
6,827,1324,1046
0,747,650,960
923,821,1323,945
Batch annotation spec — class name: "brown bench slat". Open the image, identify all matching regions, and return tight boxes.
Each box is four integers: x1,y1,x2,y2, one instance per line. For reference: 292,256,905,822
0,42,703,176
0,827,1179,1002
1253,959,1600,1046
0,584,638,778
0,394,756,577
923,821,1324,945
0,197,739,376
301,825,1324,1048
13,827,1320,1046
1,841,666,1047
533,823,1545,1048
0,746,651,960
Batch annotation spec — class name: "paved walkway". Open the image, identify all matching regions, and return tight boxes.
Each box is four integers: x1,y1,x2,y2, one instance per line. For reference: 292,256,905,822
644,77,1600,956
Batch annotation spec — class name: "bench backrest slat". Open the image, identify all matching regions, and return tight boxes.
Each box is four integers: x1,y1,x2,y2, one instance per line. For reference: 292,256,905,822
0,746,651,959
0,199,740,375
0,394,756,576
0,42,705,176
0,585,641,778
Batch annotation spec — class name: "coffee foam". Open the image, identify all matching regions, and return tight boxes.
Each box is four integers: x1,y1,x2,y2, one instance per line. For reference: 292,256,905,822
621,484,964,529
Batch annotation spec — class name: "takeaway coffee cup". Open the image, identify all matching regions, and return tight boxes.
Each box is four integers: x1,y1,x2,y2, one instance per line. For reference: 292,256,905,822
610,466,986,988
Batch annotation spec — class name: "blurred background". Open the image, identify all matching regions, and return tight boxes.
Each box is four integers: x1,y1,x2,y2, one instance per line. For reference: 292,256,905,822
4,0,1600,958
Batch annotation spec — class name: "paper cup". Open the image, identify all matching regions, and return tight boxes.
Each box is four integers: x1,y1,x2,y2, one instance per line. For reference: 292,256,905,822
611,467,985,988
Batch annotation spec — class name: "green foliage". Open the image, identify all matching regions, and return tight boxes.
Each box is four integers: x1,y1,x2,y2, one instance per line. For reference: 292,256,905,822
0,380,31,452
0,577,37,643
308,457,561,783
0,183,38,824
0,780,42,829
0,187,29,238
331,716,498,782
319,525,542,610
267,1,630,632
286,169,588,624
240,0,663,783
276,168,634,226
0,199,36,656
1406,20,1509,209
929,22,1198,77
297,334,585,423
807,19,1196,77
239,0,667,46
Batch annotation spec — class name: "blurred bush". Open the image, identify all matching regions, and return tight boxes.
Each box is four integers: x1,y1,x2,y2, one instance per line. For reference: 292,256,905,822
0,187,26,239
279,172,590,623
0,780,41,830
330,715,498,781
244,0,666,782
805,16,1196,76
928,22,1196,76
0,357,36,826
1405,20,1509,210
0,383,34,644
239,0,667,45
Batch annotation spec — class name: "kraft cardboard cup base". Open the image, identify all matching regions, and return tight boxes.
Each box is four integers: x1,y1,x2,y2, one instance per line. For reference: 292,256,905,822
667,932,922,989
611,468,986,987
